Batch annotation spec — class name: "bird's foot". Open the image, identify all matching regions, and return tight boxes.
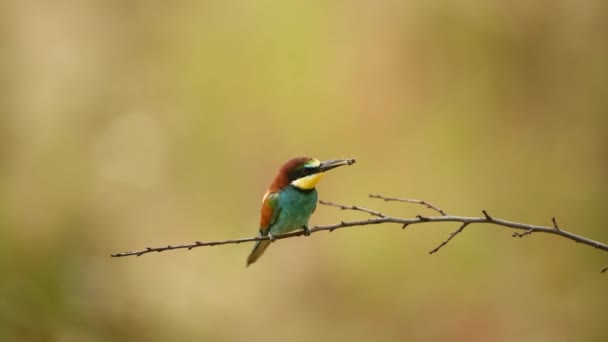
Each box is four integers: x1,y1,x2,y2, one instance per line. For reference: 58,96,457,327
302,225,311,236
267,233,276,242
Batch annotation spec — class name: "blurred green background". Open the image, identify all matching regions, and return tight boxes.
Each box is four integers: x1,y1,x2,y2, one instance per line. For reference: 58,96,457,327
2,1,607,341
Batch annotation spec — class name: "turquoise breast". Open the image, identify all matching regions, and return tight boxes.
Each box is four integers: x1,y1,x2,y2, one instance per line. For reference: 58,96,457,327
271,185,318,235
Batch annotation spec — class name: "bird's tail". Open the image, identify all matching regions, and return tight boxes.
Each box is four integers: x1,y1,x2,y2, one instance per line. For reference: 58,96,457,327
246,239,271,267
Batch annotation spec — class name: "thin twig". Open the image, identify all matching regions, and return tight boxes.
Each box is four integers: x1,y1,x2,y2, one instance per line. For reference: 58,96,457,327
369,194,447,216
429,222,470,254
319,200,384,217
111,196,608,262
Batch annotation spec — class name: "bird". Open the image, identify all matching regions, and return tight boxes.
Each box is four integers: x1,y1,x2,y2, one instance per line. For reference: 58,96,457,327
246,157,356,266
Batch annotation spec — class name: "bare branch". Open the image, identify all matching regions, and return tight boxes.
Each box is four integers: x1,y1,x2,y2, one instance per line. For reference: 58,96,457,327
111,195,608,269
429,222,470,254
369,194,447,216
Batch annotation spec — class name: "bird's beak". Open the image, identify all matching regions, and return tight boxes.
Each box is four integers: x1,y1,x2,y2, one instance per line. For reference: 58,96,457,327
318,158,356,173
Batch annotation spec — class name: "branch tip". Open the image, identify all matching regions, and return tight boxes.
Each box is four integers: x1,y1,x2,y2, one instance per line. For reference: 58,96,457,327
482,210,492,220
368,194,388,202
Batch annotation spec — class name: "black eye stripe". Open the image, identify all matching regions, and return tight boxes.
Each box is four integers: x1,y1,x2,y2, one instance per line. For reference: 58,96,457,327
288,165,318,181
303,166,317,175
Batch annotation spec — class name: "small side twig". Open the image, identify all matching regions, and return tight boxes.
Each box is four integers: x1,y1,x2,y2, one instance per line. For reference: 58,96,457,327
416,215,430,221
513,229,534,238
552,217,561,231
429,222,470,254
369,194,447,216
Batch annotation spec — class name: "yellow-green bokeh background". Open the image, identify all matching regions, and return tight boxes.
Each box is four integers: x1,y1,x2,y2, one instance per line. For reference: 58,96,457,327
2,1,607,341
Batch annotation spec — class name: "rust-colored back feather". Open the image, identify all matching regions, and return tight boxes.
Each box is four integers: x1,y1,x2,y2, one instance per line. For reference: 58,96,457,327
259,191,275,232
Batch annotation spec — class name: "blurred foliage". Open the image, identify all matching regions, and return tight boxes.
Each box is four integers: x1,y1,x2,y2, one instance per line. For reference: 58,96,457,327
1,1,607,341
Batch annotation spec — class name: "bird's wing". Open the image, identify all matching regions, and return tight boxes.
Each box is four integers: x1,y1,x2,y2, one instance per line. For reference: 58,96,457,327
259,190,280,234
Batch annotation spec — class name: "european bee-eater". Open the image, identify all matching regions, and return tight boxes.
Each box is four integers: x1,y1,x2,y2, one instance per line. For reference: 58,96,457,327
246,157,356,266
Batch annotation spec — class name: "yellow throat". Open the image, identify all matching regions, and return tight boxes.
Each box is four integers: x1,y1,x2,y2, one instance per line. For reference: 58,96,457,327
291,172,324,190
